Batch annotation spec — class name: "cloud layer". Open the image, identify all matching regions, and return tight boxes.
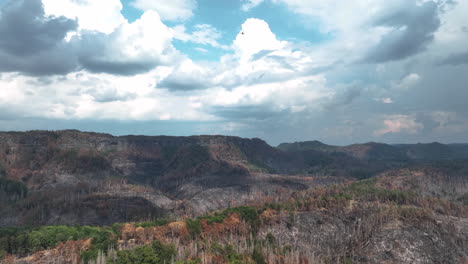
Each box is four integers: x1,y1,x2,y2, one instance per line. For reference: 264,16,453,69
0,0,468,145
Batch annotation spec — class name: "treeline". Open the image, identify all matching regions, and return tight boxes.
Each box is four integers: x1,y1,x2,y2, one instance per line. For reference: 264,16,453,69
2,178,468,263
108,240,176,264
0,225,116,262
0,178,28,201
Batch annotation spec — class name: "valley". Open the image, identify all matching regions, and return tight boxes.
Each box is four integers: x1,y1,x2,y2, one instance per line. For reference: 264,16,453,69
0,130,467,263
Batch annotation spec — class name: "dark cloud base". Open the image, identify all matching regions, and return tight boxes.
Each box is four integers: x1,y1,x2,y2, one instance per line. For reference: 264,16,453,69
0,0,168,76
365,1,441,63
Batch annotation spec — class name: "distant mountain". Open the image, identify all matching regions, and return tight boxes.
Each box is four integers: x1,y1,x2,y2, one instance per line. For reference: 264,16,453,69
279,140,468,161
1,130,468,227
2,131,468,264
395,142,468,160
277,140,338,152
0,130,313,226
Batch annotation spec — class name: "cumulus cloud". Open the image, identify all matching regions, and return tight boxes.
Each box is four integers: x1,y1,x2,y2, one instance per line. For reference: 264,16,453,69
160,18,303,91
0,0,78,75
271,0,445,63
42,0,125,34
365,1,441,62
173,24,228,49
203,75,333,120
233,18,285,62
0,0,180,76
0,71,213,121
396,73,421,90
374,115,424,136
158,59,215,90
131,0,196,21
1,0,468,144
77,11,179,75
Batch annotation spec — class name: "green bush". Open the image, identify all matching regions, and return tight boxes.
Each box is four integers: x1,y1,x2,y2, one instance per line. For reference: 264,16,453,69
210,243,243,264
252,247,266,264
185,219,202,236
199,206,260,225
0,225,115,260
266,233,276,245
343,179,416,205
109,240,175,264
0,178,28,200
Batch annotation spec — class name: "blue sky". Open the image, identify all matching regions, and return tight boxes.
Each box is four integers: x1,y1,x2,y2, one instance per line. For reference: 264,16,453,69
120,0,330,61
0,0,468,145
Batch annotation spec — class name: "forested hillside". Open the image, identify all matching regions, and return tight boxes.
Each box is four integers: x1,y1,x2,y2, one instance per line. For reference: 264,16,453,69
0,130,467,263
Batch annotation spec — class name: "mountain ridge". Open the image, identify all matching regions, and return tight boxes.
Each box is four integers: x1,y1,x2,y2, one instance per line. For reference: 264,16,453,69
1,130,468,263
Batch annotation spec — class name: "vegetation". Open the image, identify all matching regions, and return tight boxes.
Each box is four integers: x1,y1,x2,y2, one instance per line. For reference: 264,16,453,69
210,243,245,264
134,219,169,228
0,163,5,176
55,149,110,173
458,193,468,205
108,240,175,264
0,225,115,260
185,218,202,236
0,178,28,200
1,177,467,263
200,206,260,224
184,206,262,238
251,247,266,264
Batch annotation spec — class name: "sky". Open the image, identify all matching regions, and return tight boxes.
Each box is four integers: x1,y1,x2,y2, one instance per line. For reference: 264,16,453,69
0,0,467,145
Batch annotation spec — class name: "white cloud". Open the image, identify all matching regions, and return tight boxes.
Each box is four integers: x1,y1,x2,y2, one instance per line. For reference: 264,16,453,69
396,73,421,90
204,75,332,113
42,0,126,34
242,0,264,11
0,70,214,121
270,0,385,34
434,0,468,50
3,2,468,145
131,0,196,21
233,18,285,62
158,59,216,90
173,24,228,49
195,47,209,53
77,10,179,75
374,115,424,136
376,97,394,104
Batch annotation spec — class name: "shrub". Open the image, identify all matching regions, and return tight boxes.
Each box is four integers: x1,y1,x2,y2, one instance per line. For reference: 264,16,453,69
0,178,28,200
252,247,266,264
185,219,202,236
0,225,115,260
210,243,243,264
109,240,175,264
